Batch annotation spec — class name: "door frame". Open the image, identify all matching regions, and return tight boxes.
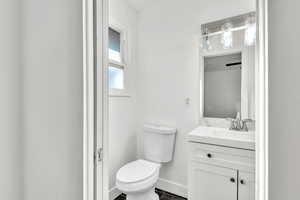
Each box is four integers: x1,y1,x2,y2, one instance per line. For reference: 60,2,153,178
255,0,269,200
82,0,95,200
83,0,109,200
82,0,269,200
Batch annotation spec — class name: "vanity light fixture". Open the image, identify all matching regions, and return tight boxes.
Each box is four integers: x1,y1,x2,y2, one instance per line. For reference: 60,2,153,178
221,22,233,49
200,12,256,50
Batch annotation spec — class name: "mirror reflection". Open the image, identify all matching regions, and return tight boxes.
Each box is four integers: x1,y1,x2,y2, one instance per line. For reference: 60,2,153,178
204,52,242,118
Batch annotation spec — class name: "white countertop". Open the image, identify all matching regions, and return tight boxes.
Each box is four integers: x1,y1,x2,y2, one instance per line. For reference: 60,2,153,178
188,126,255,150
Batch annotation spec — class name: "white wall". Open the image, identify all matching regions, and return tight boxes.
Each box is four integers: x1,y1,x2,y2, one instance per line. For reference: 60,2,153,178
0,0,22,199
108,0,138,195
269,0,300,199
22,0,83,200
136,0,255,196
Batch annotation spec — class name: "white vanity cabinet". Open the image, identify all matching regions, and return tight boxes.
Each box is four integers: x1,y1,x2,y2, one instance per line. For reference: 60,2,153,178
188,142,255,200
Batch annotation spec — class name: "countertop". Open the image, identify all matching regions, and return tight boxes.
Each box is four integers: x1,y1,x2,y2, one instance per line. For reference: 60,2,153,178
188,126,255,150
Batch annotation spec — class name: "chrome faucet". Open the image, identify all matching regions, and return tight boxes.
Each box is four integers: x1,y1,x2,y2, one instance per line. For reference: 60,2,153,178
228,112,252,132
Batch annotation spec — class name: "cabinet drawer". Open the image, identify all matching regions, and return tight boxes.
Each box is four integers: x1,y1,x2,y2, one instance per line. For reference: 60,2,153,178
189,142,255,172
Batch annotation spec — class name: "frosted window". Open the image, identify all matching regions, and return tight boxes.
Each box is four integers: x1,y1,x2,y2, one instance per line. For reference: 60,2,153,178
108,66,124,89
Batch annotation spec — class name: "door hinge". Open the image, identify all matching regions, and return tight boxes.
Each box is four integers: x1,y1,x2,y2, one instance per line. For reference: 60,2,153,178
94,148,103,163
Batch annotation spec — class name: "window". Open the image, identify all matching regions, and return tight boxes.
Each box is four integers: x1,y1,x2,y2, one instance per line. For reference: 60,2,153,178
109,27,122,63
108,65,124,89
108,27,126,92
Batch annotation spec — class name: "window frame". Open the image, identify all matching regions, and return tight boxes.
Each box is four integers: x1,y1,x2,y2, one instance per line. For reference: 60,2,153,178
108,22,130,97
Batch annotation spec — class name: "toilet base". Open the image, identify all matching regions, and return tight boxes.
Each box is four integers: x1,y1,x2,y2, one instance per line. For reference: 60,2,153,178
126,187,159,200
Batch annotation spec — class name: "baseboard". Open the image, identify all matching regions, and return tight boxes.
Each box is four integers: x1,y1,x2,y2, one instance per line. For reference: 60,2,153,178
109,186,122,200
156,178,188,198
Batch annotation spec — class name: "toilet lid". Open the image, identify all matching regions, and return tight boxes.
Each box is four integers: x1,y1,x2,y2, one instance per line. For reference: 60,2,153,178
116,160,160,183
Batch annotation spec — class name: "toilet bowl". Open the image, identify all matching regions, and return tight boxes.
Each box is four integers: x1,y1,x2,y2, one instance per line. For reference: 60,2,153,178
116,159,161,200
116,124,176,200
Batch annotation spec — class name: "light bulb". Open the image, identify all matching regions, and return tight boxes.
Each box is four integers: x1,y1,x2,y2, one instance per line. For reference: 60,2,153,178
201,36,212,51
245,22,256,46
221,23,233,49
201,28,212,51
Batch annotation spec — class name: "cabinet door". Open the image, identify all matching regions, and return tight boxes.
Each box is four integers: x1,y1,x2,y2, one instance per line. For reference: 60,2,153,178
238,171,255,200
188,161,237,200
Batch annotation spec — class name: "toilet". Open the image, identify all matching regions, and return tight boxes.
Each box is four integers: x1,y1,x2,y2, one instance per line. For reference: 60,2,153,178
116,124,177,200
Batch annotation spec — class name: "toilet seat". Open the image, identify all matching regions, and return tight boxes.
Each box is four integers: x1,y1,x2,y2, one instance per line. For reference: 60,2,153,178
116,159,161,193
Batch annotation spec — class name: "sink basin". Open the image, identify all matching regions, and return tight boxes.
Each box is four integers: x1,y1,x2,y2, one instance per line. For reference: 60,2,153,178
188,126,255,150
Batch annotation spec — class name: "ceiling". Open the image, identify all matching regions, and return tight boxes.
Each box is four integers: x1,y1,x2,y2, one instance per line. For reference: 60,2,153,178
126,0,156,11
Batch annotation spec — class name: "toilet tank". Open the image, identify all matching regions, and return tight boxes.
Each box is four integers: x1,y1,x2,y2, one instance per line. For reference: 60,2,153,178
143,124,177,163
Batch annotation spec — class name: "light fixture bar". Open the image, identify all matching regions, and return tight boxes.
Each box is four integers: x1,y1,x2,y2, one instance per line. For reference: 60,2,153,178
200,25,248,38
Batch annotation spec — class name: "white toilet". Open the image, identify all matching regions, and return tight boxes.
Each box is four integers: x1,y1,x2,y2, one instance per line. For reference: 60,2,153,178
116,124,177,200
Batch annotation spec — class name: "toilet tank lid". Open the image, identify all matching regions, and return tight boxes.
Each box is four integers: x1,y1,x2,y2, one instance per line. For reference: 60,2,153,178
143,124,177,135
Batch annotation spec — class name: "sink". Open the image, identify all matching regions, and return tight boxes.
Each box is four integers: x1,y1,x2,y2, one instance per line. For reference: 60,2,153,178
188,126,255,150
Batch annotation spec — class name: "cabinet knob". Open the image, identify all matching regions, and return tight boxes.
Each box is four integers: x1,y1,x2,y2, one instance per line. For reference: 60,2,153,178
230,178,235,183
206,153,212,158
240,179,245,185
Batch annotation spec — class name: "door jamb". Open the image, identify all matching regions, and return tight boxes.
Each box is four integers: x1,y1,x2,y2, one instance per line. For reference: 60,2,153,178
83,0,109,200
83,0,96,200
256,0,269,200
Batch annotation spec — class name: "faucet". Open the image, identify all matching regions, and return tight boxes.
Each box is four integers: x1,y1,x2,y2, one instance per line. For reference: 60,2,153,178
228,112,252,132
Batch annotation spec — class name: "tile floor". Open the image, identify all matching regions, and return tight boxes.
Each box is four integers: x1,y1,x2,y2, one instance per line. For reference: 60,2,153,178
114,188,187,200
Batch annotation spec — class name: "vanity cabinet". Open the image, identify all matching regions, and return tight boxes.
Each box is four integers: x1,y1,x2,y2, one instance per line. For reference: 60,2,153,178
188,142,255,200
189,162,237,200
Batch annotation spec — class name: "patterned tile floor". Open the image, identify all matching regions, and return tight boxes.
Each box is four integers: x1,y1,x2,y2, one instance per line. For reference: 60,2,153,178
114,188,187,200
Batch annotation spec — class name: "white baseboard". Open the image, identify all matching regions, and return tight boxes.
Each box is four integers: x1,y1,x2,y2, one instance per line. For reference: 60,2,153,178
109,186,122,200
156,178,188,198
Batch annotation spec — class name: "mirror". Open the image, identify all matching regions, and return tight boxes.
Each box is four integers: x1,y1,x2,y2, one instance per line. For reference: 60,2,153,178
204,52,242,118
200,13,256,120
